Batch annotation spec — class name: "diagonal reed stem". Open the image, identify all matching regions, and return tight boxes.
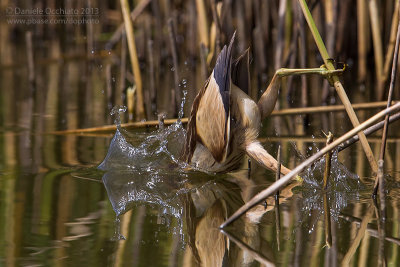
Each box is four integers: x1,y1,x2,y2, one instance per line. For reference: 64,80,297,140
220,102,400,228
298,0,378,173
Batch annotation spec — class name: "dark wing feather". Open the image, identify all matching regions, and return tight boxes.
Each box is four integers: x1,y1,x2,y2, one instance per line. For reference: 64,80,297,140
232,48,250,95
213,32,236,119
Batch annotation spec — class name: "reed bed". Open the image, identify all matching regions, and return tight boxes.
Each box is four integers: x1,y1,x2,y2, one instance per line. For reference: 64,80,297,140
2,0,399,122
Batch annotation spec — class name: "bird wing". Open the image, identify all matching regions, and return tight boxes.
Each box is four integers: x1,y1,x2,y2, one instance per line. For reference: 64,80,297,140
232,48,250,95
195,33,236,162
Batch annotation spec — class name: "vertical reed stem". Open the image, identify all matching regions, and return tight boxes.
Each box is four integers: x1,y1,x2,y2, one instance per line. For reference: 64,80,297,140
323,132,333,190
167,18,181,115
357,0,368,83
118,31,127,106
121,0,145,120
275,144,282,251
382,1,399,82
368,0,385,100
376,159,387,266
298,0,378,174
374,2,400,195
195,0,209,48
25,31,35,85
323,193,332,248
147,39,156,113
199,43,208,83
210,0,221,56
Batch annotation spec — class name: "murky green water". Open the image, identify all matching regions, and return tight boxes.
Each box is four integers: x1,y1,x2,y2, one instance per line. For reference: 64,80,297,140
1,103,400,266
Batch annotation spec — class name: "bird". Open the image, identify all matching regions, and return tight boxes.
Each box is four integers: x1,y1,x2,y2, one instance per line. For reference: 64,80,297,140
181,32,292,175
181,32,343,175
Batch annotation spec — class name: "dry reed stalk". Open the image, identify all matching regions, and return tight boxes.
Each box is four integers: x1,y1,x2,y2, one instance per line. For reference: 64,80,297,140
120,0,145,120
118,31,127,106
299,0,378,173
25,31,35,85
275,0,287,70
382,1,399,82
235,0,247,53
195,0,209,49
199,43,208,83
271,101,393,115
357,0,368,82
272,0,288,136
220,102,400,228
368,0,385,100
341,205,374,266
323,131,333,190
51,117,188,135
339,214,400,245
207,24,216,64
107,0,151,50
210,0,221,57
321,0,337,104
323,193,332,248
338,111,400,152
127,86,136,122
51,102,399,135
147,40,156,113
106,64,113,112
293,1,308,109
374,3,400,195
167,18,181,115
275,145,282,251
86,0,94,60
376,160,387,266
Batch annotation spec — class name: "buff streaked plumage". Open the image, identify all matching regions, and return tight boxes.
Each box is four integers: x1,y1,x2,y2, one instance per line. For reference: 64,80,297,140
182,32,292,175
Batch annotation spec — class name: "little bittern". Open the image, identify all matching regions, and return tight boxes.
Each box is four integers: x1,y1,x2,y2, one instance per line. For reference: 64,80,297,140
182,32,343,175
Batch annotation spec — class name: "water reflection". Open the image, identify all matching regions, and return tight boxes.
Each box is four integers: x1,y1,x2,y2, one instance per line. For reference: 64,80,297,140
98,119,395,266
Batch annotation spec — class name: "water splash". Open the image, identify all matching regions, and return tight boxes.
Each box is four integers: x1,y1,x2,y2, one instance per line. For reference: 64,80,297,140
99,94,191,223
293,147,365,232
177,90,187,121
112,217,126,241
110,105,127,129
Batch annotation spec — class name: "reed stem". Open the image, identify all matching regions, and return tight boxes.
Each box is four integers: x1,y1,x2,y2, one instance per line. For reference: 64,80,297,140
167,18,181,115
298,0,378,174
323,131,333,190
374,2,400,195
368,0,385,100
220,102,400,228
120,0,145,120
323,193,332,248
357,0,368,82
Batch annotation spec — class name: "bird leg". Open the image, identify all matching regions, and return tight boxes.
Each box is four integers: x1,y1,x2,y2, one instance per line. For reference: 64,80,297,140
257,65,346,119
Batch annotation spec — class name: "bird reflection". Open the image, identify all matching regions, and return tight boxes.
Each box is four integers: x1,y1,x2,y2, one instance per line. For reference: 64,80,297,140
102,169,301,267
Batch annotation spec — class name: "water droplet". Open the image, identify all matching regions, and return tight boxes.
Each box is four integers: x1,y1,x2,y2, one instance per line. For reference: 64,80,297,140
91,50,94,54
112,77,116,82
110,106,127,128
